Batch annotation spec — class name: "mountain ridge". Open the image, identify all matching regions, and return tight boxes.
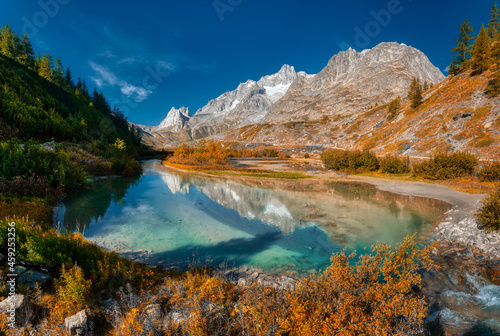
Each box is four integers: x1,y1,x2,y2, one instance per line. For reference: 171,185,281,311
135,42,473,154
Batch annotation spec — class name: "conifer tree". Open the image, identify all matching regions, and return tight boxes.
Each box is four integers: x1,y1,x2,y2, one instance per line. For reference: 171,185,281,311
38,54,54,81
34,53,42,72
452,18,475,71
487,1,500,38
491,32,500,68
471,25,491,73
65,67,75,89
20,33,35,68
81,80,89,99
76,78,83,93
0,25,21,59
387,96,401,120
448,57,459,75
407,77,423,109
54,58,65,86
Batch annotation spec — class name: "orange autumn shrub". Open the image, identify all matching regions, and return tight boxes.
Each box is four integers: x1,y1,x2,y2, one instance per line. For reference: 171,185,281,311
280,235,435,336
107,236,434,336
236,284,288,336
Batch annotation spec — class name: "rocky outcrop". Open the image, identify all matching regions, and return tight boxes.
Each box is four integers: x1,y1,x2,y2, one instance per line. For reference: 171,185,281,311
138,107,191,134
436,217,500,258
0,294,32,327
64,310,93,336
424,214,500,335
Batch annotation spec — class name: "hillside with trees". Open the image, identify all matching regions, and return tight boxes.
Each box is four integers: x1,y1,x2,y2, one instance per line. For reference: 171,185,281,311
0,24,152,199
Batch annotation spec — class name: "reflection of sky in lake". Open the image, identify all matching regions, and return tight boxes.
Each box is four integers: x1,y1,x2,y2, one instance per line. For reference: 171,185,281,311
57,160,450,273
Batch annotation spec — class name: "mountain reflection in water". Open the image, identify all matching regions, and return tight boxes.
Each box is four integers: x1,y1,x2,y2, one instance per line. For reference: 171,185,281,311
56,160,450,273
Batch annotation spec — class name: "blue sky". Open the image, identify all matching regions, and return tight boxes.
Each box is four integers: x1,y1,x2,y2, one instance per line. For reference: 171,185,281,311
0,0,494,125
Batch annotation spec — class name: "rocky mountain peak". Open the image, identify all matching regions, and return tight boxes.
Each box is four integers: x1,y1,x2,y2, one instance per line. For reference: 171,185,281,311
263,42,445,123
186,64,311,138
157,106,191,132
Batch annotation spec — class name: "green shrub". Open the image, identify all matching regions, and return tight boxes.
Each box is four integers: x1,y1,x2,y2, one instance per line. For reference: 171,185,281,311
304,153,310,159
0,218,154,289
56,264,92,315
261,148,279,158
380,155,410,174
321,149,350,171
476,187,500,231
320,149,379,173
412,152,477,180
0,140,87,192
478,161,500,182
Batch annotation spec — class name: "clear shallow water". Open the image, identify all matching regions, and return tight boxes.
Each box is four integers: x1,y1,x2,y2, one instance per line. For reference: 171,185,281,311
56,160,450,274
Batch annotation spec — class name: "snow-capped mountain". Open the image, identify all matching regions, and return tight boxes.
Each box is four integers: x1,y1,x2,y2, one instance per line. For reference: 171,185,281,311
187,64,314,138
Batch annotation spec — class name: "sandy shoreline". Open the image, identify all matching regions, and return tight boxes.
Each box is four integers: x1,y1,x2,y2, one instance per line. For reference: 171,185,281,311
350,176,486,225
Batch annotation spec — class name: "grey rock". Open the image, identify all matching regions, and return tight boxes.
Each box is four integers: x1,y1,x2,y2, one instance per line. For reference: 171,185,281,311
103,298,121,320
138,107,191,134
144,303,162,320
167,310,189,324
249,271,259,280
436,217,500,258
0,294,29,314
0,294,32,327
64,310,93,336
14,266,28,276
18,270,52,288
237,278,246,287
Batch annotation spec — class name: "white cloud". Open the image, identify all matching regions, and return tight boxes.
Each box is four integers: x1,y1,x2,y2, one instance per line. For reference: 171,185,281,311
120,83,152,102
89,61,153,102
89,61,118,87
117,57,137,65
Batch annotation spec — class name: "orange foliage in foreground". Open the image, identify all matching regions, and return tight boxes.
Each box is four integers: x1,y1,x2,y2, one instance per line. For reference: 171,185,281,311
108,236,434,336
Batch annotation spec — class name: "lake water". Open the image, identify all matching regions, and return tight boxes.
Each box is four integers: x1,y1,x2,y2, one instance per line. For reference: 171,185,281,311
55,160,450,274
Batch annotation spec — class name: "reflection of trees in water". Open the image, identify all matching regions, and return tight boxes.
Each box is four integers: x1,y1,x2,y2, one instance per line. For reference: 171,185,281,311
63,176,142,233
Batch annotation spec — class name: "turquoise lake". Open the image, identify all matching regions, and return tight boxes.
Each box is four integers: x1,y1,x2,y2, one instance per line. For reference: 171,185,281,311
56,160,450,274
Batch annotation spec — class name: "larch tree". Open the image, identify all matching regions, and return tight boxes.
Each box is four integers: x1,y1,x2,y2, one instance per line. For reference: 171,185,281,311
452,18,475,71
471,25,491,73
448,57,459,75
20,33,35,68
407,77,423,109
387,96,401,120
0,25,21,60
38,54,54,81
487,1,500,38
